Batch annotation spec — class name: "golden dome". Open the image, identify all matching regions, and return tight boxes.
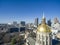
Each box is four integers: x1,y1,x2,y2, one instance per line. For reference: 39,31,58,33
37,15,51,33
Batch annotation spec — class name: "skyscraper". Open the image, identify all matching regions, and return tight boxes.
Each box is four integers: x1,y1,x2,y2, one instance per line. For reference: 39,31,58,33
47,19,51,26
13,21,17,27
54,18,59,24
19,21,26,32
20,21,25,27
34,18,38,27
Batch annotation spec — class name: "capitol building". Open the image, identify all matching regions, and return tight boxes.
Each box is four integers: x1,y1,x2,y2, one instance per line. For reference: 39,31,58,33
25,14,53,45
35,15,52,45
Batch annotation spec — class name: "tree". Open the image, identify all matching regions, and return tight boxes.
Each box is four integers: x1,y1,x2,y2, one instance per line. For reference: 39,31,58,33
11,37,16,45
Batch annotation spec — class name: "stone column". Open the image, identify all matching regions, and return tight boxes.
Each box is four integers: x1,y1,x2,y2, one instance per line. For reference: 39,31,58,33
45,35,46,45
48,35,50,45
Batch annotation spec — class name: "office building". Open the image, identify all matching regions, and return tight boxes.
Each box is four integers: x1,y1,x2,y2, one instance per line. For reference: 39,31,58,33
20,21,25,27
13,21,17,27
34,18,38,27
47,19,51,26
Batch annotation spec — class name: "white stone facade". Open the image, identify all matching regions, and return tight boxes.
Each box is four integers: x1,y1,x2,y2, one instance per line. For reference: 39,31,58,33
35,32,52,45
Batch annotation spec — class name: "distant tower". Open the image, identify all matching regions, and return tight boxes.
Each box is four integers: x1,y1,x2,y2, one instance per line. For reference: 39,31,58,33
54,18,59,24
20,21,25,26
35,13,52,45
13,21,17,26
47,19,51,26
34,18,39,27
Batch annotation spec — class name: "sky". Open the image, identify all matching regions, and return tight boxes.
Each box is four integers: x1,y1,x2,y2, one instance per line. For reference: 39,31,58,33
0,0,60,23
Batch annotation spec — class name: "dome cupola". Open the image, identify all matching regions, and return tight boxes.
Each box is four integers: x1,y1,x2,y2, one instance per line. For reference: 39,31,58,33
37,13,51,33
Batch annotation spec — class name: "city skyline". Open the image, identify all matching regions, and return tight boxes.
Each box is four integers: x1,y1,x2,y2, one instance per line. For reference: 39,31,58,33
0,0,60,23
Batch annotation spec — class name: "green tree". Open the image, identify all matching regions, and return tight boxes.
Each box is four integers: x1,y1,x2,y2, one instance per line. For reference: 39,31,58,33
11,37,16,45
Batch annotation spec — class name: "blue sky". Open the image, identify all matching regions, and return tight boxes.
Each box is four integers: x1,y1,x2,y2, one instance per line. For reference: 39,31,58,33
0,0,60,23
